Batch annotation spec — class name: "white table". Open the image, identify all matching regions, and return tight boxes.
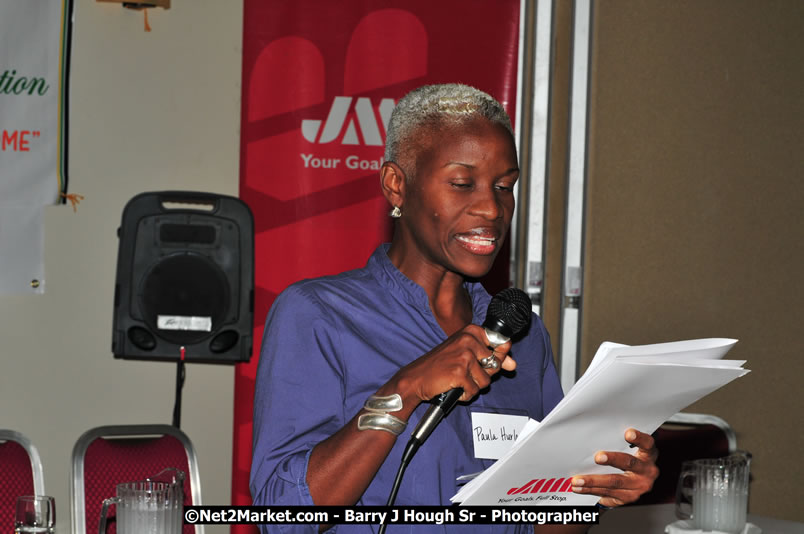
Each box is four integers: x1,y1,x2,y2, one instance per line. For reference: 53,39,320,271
589,504,803,534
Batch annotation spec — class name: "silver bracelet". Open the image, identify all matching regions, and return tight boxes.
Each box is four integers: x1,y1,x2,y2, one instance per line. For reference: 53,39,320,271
363,393,404,413
357,394,406,435
357,412,407,435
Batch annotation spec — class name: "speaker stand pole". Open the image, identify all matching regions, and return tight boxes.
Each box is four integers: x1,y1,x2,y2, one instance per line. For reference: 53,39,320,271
172,347,186,428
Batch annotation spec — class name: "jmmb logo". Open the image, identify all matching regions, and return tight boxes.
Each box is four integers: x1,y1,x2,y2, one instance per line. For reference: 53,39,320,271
507,477,574,495
302,96,396,145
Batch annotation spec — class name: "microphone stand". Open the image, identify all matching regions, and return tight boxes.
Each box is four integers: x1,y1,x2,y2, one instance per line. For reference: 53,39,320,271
172,346,186,428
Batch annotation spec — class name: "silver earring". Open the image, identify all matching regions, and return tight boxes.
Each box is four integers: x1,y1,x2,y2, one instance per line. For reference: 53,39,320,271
389,206,402,218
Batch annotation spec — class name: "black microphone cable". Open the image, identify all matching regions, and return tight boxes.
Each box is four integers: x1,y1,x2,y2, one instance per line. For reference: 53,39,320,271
377,288,531,534
378,434,421,534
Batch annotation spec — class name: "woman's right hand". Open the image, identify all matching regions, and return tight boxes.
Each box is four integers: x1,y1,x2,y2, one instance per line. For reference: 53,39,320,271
387,324,515,408
307,324,513,509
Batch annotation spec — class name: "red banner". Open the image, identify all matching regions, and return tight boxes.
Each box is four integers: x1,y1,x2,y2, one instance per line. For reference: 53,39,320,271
235,2,521,530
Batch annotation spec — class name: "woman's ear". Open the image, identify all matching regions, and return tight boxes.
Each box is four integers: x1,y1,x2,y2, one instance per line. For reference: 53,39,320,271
380,162,406,210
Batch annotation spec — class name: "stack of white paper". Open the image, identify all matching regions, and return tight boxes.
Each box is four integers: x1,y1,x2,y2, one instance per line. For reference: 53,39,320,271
451,338,749,506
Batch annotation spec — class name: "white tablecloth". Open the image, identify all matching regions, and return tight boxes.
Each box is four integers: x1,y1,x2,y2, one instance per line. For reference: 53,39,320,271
589,504,803,534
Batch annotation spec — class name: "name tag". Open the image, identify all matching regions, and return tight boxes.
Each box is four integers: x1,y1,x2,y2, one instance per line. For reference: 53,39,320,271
471,412,530,460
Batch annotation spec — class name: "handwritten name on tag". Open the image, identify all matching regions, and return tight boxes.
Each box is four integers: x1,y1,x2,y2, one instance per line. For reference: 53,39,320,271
471,412,530,460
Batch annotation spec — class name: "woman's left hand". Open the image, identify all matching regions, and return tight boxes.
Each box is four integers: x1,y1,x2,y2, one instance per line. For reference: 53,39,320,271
570,428,659,507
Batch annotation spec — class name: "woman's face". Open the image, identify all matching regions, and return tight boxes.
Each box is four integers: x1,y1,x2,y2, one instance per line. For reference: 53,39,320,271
396,117,519,280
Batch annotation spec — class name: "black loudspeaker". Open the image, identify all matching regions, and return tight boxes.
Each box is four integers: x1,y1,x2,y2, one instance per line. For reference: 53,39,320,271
112,191,254,364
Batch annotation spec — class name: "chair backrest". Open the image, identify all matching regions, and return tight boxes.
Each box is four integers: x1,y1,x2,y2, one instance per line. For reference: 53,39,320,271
633,412,737,505
71,424,203,534
0,430,45,532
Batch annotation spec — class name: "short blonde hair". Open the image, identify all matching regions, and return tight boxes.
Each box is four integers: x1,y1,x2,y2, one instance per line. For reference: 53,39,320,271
384,83,514,179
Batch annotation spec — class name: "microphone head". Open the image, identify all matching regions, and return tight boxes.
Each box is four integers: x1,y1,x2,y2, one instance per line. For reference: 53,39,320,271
482,287,532,339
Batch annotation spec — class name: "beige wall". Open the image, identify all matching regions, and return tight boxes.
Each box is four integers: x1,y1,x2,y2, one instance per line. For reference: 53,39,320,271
557,0,802,522
0,1,242,532
4,0,802,528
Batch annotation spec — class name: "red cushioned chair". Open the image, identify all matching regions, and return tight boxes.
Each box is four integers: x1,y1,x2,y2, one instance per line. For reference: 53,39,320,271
631,412,737,505
0,430,45,533
70,425,203,534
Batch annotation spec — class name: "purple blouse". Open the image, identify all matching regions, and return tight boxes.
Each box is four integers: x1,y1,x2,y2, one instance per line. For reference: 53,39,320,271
250,245,564,533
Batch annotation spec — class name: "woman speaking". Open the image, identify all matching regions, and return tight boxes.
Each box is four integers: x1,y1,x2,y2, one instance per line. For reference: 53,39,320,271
250,84,658,532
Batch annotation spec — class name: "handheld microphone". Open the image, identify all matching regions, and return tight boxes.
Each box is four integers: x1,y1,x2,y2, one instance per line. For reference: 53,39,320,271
379,288,533,533
409,287,532,447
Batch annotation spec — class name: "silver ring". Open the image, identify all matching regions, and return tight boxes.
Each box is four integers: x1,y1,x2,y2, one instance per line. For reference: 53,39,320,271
480,353,500,370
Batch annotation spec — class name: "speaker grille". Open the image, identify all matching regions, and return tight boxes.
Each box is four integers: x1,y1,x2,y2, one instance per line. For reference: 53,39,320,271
159,223,216,244
139,253,230,344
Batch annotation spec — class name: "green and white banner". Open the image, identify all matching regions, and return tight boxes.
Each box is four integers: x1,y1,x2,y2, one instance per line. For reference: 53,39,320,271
0,0,72,295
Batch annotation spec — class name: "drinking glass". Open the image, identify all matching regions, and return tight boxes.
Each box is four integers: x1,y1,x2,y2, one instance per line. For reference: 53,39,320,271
14,495,55,534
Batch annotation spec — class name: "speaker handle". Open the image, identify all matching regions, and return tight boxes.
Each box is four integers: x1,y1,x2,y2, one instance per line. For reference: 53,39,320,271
157,191,221,213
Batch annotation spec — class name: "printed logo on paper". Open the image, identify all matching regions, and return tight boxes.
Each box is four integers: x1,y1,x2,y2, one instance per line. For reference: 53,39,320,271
498,477,574,504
